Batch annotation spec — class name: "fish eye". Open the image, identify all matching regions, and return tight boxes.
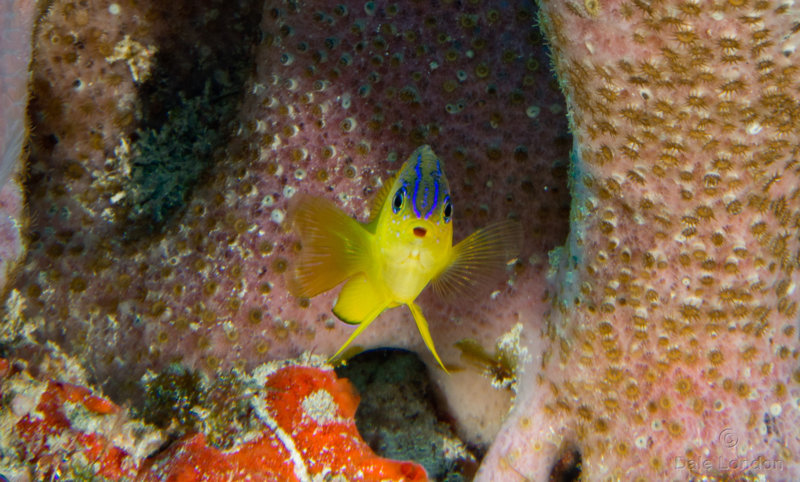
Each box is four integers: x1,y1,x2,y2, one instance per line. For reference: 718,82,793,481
443,197,452,223
392,187,405,214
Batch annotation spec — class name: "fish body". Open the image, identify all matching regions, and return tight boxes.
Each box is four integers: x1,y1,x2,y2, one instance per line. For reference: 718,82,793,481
289,145,522,371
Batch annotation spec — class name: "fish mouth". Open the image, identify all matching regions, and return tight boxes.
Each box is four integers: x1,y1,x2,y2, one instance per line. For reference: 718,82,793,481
413,227,427,238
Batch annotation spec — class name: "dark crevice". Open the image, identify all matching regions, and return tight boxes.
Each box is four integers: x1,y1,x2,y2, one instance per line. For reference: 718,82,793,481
336,348,480,481
120,0,263,240
549,442,582,482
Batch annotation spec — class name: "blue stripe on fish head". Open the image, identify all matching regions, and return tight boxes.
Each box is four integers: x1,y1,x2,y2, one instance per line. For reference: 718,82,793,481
415,150,448,220
396,146,451,221
412,152,422,218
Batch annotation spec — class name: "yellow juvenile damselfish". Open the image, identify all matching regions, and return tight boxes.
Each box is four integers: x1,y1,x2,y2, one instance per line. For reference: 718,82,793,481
288,145,522,371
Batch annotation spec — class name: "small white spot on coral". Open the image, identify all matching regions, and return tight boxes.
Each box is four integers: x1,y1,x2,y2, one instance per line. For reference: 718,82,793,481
279,52,294,66
283,185,297,199
271,209,285,224
108,3,121,15
302,389,339,425
105,35,157,83
747,122,762,135
110,191,125,204
770,403,782,417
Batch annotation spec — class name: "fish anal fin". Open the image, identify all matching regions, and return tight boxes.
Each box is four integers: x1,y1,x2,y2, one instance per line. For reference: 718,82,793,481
288,194,371,298
408,302,448,373
329,273,389,362
431,219,523,300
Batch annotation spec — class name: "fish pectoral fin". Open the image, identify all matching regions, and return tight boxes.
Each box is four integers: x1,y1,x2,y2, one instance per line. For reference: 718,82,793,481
288,194,371,298
431,219,523,300
408,302,448,373
329,273,389,362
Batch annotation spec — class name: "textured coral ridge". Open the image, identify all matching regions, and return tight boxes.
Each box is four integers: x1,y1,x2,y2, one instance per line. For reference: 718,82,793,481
0,0,36,295
141,362,427,481
16,0,569,426
0,354,426,480
479,0,800,480
0,355,162,480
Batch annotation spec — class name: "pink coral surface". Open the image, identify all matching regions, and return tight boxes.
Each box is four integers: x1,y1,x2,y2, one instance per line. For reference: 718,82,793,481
480,1,800,480
6,0,800,480
14,0,568,444
0,0,34,294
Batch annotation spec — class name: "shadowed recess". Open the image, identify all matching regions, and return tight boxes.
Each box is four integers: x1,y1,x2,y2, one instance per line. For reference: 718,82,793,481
549,443,581,482
121,0,263,237
336,348,480,481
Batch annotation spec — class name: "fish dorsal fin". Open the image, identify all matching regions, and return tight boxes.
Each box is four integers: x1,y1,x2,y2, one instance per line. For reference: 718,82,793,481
287,194,372,298
431,219,523,300
367,169,399,224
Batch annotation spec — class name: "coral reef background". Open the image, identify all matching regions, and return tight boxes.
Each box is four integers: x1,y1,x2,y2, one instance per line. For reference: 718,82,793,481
481,0,800,479
11,0,570,447
3,0,800,480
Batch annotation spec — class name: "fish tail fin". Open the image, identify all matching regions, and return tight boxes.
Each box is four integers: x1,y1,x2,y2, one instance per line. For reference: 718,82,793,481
288,194,371,298
408,302,448,373
329,273,390,361
431,219,523,300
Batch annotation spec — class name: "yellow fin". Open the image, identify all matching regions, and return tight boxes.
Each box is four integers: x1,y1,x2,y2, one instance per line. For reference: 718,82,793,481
329,273,390,361
288,194,371,298
332,273,387,324
431,219,523,299
408,302,448,373
366,170,399,227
